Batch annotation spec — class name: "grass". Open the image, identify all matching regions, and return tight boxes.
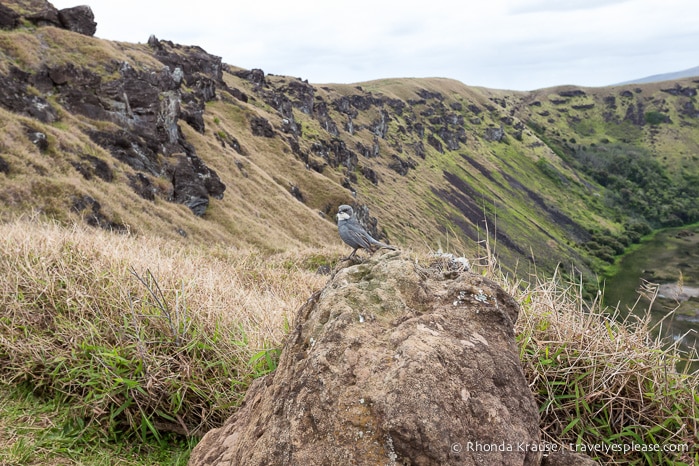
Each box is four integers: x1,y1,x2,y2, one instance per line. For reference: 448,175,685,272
509,266,698,465
0,218,697,465
0,384,194,465
0,217,332,463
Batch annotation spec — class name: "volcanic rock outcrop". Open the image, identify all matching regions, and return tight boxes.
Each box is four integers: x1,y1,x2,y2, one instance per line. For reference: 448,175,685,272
0,0,226,217
189,252,544,465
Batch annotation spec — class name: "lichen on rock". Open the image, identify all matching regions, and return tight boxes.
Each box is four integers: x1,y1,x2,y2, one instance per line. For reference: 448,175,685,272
189,251,544,466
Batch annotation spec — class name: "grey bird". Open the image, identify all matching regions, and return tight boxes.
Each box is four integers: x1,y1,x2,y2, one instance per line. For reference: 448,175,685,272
336,204,396,259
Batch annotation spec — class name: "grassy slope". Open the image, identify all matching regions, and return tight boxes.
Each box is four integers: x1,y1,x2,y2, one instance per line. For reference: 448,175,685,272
2,21,698,279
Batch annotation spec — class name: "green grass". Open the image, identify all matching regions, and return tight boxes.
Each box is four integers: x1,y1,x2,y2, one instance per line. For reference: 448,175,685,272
511,266,699,465
0,383,194,465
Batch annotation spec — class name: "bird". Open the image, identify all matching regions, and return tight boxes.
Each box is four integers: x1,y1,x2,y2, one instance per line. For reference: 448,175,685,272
336,204,396,260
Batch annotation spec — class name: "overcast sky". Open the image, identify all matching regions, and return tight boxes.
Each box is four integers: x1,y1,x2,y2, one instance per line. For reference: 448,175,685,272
50,0,698,91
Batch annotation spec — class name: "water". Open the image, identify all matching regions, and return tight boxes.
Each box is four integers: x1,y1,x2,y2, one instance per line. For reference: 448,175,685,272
602,225,699,366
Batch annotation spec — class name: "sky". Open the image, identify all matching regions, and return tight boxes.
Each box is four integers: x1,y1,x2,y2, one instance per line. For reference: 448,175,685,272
50,0,699,91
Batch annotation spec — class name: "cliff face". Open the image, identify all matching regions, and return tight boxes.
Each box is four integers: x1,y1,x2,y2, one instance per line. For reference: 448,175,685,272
1,0,698,273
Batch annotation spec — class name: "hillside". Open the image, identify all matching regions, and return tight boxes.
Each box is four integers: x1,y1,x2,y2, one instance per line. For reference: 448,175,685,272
2,3,699,464
1,0,698,281
616,65,699,85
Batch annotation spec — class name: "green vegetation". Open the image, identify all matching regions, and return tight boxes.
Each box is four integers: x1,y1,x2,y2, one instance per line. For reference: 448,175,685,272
513,268,698,465
645,111,669,126
577,144,698,225
0,384,194,465
564,143,699,265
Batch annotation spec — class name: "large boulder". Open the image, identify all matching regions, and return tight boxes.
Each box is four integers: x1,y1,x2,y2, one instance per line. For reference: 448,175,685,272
57,5,96,36
188,252,542,465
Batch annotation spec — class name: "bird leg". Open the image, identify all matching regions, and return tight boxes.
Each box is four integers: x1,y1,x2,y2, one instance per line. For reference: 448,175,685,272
341,248,362,262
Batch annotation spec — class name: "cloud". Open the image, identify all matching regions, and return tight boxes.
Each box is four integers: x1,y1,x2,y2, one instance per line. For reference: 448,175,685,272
49,0,699,90
508,0,632,14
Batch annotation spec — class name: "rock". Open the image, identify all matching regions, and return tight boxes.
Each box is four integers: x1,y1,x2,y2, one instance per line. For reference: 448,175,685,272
0,3,20,29
427,133,443,153
289,184,304,202
558,89,586,98
128,172,157,200
58,6,97,36
71,194,127,232
26,5,61,28
0,67,58,123
70,154,113,182
371,109,390,138
661,84,697,97
169,153,226,216
188,252,542,466
25,128,49,152
484,125,505,142
87,129,160,174
233,68,266,87
543,449,599,466
0,155,9,174
388,154,417,176
359,165,379,185
311,138,357,170
250,116,275,137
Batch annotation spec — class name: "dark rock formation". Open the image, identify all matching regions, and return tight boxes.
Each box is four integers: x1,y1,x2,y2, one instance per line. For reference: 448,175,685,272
484,125,505,142
427,133,444,153
26,4,61,28
250,116,275,137
623,101,646,126
233,68,266,88
388,154,417,176
71,194,127,232
188,252,543,466
0,67,58,123
289,184,304,202
169,151,226,216
57,5,96,36
356,138,380,158
558,89,586,98
0,1,229,218
214,130,244,154
128,173,157,200
311,138,358,171
0,155,9,174
71,154,113,182
25,128,49,152
0,3,20,29
360,165,380,185
661,84,697,97
87,129,160,174
4,1,94,36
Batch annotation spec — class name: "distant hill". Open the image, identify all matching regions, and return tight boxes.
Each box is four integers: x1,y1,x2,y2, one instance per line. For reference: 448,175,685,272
616,65,699,85
1,0,698,287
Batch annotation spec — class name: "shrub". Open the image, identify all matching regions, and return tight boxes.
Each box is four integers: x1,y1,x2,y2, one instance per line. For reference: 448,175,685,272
645,111,669,125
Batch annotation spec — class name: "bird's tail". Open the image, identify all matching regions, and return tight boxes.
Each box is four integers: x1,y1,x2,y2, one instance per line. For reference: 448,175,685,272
371,239,397,251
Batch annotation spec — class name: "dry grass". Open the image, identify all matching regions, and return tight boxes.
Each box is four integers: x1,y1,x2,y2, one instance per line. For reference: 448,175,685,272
0,216,333,439
505,266,699,465
1,217,697,465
